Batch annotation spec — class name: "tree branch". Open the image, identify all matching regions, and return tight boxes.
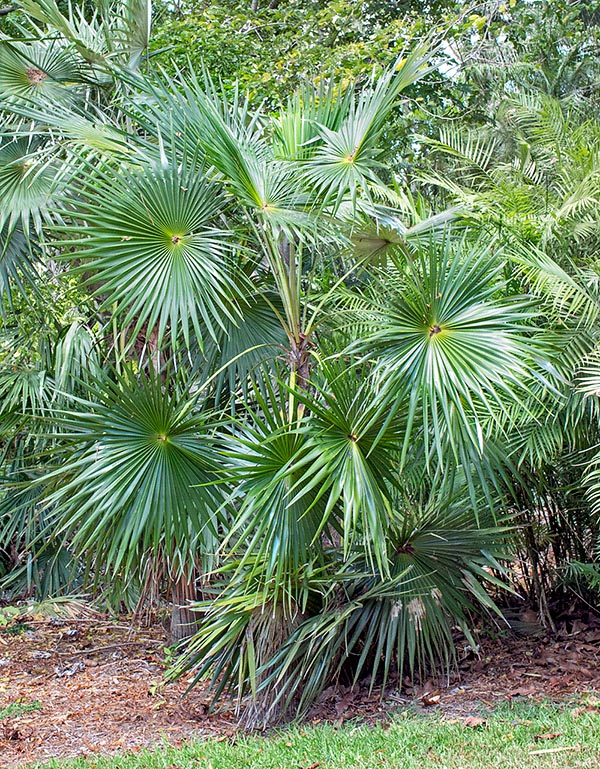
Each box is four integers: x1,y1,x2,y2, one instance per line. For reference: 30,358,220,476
0,5,17,16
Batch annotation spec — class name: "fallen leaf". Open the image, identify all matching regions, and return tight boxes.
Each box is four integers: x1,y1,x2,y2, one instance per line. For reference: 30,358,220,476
534,732,561,742
420,690,441,707
529,746,580,756
463,716,486,728
510,686,538,697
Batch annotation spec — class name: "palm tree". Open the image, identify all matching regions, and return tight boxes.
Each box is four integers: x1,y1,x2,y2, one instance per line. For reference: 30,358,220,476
0,0,545,723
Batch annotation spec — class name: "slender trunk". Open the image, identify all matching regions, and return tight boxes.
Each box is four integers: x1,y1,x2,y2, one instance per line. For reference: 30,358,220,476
289,333,313,393
170,570,198,642
240,330,313,725
239,601,305,728
523,519,555,632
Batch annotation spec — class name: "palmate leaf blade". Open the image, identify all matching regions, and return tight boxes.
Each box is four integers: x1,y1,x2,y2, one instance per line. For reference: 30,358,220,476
190,285,287,403
353,233,538,468
60,154,246,347
250,494,512,719
0,224,39,305
138,71,314,229
304,45,432,208
222,413,326,600
42,371,224,578
0,38,85,103
281,358,406,574
0,136,62,234
16,0,149,69
272,79,354,161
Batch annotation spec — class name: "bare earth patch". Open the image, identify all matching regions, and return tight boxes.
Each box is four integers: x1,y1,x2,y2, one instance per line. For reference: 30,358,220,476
1,612,600,767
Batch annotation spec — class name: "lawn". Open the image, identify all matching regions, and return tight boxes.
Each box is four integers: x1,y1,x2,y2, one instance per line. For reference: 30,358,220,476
29,699,600,769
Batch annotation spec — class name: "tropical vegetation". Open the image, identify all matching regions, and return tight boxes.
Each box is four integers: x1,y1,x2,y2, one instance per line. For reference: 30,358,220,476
1,0,600,726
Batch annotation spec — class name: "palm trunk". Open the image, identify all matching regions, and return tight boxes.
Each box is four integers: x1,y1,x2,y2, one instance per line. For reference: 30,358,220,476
239,601,305,728
289,333,313,393
170,570,198,642
239,330,313,726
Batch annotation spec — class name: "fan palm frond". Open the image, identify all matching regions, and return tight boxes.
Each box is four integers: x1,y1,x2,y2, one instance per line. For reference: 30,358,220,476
354,233,535,467
0,136,61,233
272,79,354,162
62,153,245,346
0,224,39,303
291,357,405,573
43,369,224,579
220,385,326,601
0,38,84,103
192,286,287,402
304,46,431,209
18,0,151,70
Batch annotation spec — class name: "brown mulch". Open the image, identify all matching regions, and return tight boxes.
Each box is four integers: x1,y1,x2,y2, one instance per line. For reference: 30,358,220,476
1,610,600,767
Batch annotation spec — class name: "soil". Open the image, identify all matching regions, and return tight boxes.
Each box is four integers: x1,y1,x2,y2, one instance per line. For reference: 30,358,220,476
1,607,600,767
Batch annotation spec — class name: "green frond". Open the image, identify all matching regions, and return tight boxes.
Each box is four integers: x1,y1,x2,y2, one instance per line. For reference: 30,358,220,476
192,287,287,402
0,38,83,102
0,366,53,418
353,233,535,468
18,0,151,69
425,125,501,179
174,494,512,724
272,79,354,161
0,136,61,233
291,358,405,573
221,399,326,601
303,46,431,209
63,154,245,347
510,243,600,326
43,370,224,579
0,224,39,303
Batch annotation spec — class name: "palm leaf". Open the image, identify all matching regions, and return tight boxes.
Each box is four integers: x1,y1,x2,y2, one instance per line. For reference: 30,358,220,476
43,370,224,579
0,136,61,233
353,233,535,468
0,223,39,303
510,242,600,327
220,384,326,602
304,46,432,208
0,38,84,102
61,153,245,346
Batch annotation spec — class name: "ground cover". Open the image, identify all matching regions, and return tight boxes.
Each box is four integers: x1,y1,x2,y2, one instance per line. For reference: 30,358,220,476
30,701,600,769
1,609,599,767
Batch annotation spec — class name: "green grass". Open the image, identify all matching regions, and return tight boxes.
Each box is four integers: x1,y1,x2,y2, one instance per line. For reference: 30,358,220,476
29,699,600,769
0,700,42,720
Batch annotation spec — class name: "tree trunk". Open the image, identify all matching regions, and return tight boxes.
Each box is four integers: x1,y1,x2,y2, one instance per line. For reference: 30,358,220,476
238,600,305,728
170,570,198,642
289,333,314,393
